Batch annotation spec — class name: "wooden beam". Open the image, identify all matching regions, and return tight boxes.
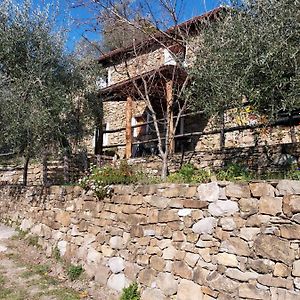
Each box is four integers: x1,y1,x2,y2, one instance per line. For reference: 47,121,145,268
125,96,133,159
166,80,175,154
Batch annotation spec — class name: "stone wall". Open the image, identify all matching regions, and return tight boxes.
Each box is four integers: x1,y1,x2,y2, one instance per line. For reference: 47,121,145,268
1,181,300,299
0,164,42,185
130,142,300,176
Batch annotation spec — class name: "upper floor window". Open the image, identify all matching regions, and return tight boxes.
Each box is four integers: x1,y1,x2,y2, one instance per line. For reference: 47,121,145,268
164,48,177,66
163,46,187,67
96,67,112,89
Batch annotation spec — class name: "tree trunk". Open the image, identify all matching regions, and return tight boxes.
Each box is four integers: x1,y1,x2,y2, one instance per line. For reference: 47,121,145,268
161,154,168,180
22,155,30,186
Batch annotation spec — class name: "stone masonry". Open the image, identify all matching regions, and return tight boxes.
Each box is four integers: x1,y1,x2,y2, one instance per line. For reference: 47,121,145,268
1,181,300,299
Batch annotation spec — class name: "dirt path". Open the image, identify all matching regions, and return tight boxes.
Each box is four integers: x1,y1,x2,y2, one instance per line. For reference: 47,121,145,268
0,224,117,300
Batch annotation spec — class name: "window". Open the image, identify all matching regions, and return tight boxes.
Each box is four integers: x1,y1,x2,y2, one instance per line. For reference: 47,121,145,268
164,49,177,66
96,67,112,89
103,123,109,146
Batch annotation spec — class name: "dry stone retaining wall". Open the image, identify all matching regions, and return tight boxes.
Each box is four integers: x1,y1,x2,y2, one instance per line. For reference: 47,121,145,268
1,181,300,299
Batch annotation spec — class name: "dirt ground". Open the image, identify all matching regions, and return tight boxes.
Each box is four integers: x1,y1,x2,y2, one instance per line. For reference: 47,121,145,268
0,224,118,300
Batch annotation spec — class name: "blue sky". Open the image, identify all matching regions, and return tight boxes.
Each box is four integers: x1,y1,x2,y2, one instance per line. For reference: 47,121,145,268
19,0,225,51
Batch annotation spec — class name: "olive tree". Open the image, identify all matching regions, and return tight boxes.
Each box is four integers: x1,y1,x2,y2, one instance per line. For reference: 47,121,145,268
190,0,300,119
0,0,100,185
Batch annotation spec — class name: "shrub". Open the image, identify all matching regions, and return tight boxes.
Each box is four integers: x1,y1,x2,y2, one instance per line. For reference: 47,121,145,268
168,164,210,183
79,160,138,199
67,264,83,281
216,163,252,181
120,282,141,300
286,165,300,180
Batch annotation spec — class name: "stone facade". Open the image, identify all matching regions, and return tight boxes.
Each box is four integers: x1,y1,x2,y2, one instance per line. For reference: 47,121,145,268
1,181,300,299
101,97,300,159
108,48,166,86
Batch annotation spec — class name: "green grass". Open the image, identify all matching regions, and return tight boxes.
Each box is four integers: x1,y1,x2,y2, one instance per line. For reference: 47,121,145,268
21,263,58,288
52,246,61,261
12,228,28,240
0,273,5,285
25,235,41,249
0,288,30,300
38,288,80,300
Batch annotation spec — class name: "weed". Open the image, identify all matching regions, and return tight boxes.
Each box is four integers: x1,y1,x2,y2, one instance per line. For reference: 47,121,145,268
32,264,50,276
26,235,41,248
13,228,28,240
67,264,83,281
5,252,20,261
52,246,61,261
216,163,252,181
286,165,300,180
79,160,142,199
168,164,210,183
0,273,5,285
0,288,30,300
120,282,141,300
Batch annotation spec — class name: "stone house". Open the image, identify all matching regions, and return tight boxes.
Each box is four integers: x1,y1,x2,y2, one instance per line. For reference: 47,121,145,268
94,7,300,172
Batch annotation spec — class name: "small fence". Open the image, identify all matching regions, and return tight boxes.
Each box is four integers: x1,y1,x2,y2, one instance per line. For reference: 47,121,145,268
0,154,114,186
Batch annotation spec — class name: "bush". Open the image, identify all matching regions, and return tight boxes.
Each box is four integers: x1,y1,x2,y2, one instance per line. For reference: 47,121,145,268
79,160,138,199
216,163,252,181
286,165,300,180
168,164,210,183
120,282,140,300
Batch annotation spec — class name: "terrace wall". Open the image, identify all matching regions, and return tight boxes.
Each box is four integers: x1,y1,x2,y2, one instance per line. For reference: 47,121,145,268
1,181,300,299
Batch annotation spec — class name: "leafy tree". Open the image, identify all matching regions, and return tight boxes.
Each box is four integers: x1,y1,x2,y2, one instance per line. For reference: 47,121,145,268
190,0,300,120
0,0,100,185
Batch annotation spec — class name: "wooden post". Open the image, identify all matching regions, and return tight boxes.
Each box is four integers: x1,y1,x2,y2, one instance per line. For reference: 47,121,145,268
95,118,104,155
166,80,174,154
125,96,133,159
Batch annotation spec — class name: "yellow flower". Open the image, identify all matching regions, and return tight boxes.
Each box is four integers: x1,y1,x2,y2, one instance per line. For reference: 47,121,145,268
79,290,89,298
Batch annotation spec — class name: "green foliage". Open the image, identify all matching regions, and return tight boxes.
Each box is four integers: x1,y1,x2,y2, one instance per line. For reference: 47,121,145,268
0,0,102,178
26,235,40,248
286,165,300,180
14,228,28,240
168,164,210,183
32,264,51,276
190,0,300,120
52,246,61,261
216,163,252,181
120,282,141,300
67,265,83,281
79,161,139,199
